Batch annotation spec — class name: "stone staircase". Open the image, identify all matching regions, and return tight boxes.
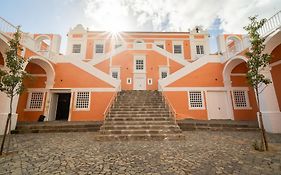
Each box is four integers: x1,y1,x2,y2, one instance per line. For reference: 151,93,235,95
96,90,184,140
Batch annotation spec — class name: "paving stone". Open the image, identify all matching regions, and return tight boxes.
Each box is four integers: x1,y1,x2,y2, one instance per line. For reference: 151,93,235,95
0,131,281,174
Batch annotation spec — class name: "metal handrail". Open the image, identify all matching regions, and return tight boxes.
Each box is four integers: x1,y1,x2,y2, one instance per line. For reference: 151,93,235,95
0,16,20,34
103,91,118,119
161,91,177,122
259,10,281,37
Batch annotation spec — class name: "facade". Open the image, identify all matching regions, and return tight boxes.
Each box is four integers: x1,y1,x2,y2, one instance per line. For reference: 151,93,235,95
0,11,281,134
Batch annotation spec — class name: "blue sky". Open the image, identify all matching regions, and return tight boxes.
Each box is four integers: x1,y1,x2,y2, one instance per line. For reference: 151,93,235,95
0,0,279,53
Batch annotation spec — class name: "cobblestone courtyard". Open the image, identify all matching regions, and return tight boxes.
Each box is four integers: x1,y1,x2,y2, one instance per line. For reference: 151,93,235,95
1,131,281,175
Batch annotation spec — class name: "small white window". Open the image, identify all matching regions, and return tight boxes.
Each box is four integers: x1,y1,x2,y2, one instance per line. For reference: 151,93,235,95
173,45,182,54
156,44,164,49
115,44,122,49
72,44,81,53
28,92,45,111
148,78,153,85
233,90,250,109
188,91,204,109
127,78,132,84
161,71,168,79
112,71,119,79
95,44,104,53
75,92,90,110
136,59,144,70
196,45,204,54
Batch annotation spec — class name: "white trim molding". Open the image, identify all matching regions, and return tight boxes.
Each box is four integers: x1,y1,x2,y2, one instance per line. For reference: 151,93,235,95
188,90,205,110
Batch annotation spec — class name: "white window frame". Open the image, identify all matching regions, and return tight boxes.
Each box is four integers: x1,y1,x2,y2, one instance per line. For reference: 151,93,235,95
159,67,169,79
154,40,165,50
74,91,91,111
196,45,204,55
25,91,45,111
172,41,183,55
94,40,105,54
188,91,205,110
134,55,146,73
72,44,81,53
148,78,153,85
134,40,146,49
232,90,251,110
127,78,132,84
110,67,120,80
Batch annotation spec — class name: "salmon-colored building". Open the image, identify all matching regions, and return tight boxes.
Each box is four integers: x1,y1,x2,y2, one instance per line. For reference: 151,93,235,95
1,11,281,134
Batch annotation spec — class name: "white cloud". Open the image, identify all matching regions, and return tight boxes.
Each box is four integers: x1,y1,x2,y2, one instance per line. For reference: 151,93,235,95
84,0,280,33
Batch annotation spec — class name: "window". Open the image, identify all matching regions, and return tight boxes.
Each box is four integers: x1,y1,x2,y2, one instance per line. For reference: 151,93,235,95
148,78,153,85
127,78,132,84
173,45,182,54
95,44,104,53
72,44,81,53
28,92,44,110
136,59,144,70
156,44,164,49
75,92,90,110
233,90,249,108
189,91,204,109
161,71,168,79
196,45,204,54
115,44,122,49
112,71,118,79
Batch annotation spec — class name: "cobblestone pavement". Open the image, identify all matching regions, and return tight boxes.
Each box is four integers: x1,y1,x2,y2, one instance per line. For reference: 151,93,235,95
0,131,281,175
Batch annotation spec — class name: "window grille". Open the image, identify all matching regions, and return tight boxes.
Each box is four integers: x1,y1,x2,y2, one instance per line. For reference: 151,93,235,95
136,59,144,70
112,71,118,79
29,92,44,109
76,92,90,109
95,44,104,53
174,45,182,54
72,44,81,53
161,71,168,79
196,45,204,54
233,90,248,108
189,91,204,108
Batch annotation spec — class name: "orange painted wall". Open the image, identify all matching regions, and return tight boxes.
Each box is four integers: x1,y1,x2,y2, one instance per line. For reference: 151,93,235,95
0,52,4,66
94,59,110,74
169,59,184,74
71,92,114,121
270,44,281,109
230,63,258,120
54,63,113,88
85,39,94,59
164,91,208,120
168,63,224,87
111,50,167,90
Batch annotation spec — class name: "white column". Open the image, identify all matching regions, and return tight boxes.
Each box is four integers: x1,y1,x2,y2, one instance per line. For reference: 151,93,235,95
224,80,235,120
258,67,281,133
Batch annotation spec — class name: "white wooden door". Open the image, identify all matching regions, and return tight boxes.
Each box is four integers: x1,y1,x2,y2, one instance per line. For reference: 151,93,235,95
133,77,146,90
207,91,229,120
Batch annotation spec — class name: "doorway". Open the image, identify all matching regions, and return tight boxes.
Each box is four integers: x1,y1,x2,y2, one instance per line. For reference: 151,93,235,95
55,93,71,120
206,91,229,120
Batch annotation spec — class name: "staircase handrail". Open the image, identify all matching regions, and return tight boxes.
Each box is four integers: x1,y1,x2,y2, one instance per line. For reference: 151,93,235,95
259,10,281,37
160,90,177,122
103,91,118,119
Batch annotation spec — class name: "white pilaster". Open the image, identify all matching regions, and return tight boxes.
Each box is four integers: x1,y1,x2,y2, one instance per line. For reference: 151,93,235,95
258,67,281,133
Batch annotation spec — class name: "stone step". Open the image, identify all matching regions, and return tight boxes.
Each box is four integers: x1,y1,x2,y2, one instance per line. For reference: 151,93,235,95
110,108,168,111
103,120,176,125
108,111,170,115
100,124,180,130
112,106,166,108
12,127,100,134
95,133,185,141
16,124,99,130
99,129,182,135
107,114,170,117
106,117,174,121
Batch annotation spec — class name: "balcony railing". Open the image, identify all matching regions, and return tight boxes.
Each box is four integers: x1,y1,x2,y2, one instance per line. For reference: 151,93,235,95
259,10,281,37
0,16,19,34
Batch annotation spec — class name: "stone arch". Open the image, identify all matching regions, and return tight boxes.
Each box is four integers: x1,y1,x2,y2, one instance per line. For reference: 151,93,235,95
34,35,51,52
25,56,55,88
264,30,281,55
223,56,248,86
0,34,10,67
226,35,243,55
